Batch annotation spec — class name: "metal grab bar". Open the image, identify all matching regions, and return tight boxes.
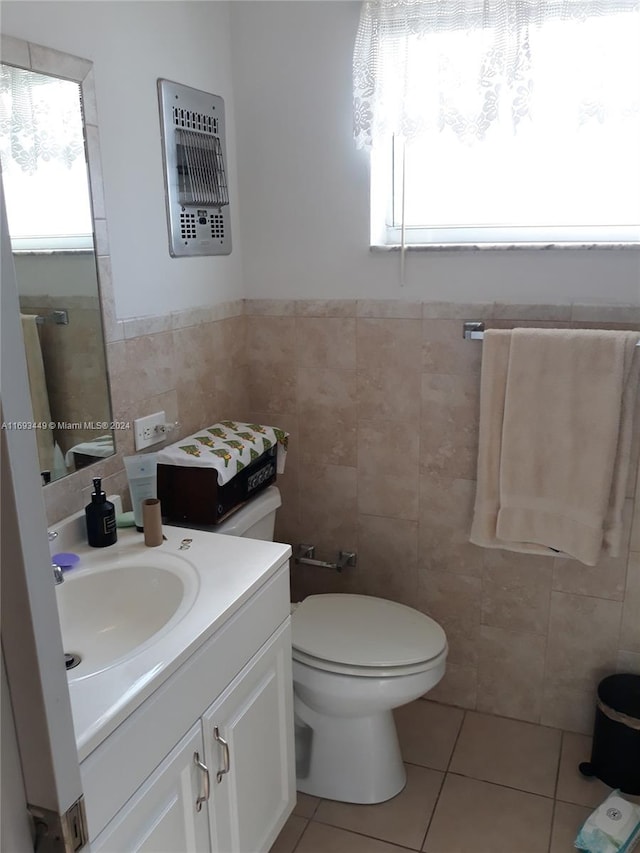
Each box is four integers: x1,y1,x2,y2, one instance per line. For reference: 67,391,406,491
294,544,357,573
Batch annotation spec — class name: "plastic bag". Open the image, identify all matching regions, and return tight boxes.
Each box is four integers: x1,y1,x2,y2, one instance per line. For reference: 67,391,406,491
575,791,640,853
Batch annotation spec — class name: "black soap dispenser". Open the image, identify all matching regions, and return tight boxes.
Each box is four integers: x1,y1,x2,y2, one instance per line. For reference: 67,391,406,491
85,477,117,547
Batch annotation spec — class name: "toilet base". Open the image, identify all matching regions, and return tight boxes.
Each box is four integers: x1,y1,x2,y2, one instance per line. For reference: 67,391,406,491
294,697,406,804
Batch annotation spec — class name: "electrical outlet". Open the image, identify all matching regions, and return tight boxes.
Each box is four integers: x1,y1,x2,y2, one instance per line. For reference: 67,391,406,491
134,411,166,451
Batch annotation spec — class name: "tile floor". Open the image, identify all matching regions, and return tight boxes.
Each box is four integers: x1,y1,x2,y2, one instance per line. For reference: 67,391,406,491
270,699,640,853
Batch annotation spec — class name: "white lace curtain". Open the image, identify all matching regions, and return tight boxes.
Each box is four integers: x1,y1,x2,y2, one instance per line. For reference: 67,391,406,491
0,65,85,174
353,0,640,149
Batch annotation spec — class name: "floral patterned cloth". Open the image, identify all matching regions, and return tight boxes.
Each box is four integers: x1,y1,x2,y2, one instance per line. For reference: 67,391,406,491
156,421,288,486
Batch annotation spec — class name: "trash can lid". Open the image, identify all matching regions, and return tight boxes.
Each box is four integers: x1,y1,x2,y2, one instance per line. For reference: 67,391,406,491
597,674,640,719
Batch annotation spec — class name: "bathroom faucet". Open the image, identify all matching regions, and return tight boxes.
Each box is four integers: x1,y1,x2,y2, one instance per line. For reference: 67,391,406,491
52,563,64,585
48,532,63,584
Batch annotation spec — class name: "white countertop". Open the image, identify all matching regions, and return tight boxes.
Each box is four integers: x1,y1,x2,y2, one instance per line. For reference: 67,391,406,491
56,525,291,762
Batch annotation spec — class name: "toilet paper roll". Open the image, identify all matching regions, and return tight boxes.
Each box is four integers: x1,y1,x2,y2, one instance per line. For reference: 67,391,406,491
142,498,163,547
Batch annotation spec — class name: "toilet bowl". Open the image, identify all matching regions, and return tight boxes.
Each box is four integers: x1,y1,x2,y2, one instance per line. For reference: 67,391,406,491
190,486,448,804
291,594,447,803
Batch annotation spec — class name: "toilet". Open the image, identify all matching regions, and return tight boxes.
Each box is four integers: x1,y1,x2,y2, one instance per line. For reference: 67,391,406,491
208,485,448,805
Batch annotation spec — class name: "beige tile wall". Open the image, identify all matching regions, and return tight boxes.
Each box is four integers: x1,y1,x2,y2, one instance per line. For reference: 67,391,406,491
42,295,640,735
19,294,111,456
42,300,248,524
246,298,640,735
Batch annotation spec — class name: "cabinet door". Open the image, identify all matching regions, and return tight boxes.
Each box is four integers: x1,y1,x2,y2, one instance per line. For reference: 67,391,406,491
204,621,295,853
91,722,211,853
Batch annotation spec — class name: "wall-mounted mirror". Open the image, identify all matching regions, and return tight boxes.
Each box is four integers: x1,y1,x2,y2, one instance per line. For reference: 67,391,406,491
0,40,115,484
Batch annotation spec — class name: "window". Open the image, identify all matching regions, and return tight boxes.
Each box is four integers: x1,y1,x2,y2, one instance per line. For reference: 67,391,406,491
354,1,640,247
0,65,93,251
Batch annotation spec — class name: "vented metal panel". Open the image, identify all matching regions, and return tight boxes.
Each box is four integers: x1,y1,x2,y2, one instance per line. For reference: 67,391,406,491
158,79,232,257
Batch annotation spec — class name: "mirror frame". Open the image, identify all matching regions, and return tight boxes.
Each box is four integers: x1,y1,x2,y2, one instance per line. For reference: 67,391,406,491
1,34,120,501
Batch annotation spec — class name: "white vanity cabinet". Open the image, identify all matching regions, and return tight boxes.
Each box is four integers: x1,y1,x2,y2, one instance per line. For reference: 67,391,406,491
91,723,211,853
82,559,295,853
204,624,294,853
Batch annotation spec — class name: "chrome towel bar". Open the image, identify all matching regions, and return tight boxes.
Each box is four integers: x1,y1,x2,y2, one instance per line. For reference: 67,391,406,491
35,309,69,326
463,320,640,344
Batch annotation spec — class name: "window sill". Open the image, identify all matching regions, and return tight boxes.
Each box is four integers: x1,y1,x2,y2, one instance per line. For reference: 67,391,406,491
370,242,640,252
11,249,95,256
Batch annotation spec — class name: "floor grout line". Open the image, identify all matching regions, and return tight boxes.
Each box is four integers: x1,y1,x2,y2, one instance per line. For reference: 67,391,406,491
444,770,557,801
420,706,468,851
307,796,321,821
290,815,311,853
306,814,430,852
445,706,467,773
419,769,447,853
546,730,566,853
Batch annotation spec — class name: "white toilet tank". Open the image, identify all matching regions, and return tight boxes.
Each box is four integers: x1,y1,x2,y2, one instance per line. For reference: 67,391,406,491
214,486,281,541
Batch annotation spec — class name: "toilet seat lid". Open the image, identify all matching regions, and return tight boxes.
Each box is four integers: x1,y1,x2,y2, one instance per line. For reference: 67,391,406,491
291,594,446,669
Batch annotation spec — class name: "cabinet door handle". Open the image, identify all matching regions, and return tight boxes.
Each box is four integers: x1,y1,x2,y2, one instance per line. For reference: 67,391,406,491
193,751,210,811
213,726,230,783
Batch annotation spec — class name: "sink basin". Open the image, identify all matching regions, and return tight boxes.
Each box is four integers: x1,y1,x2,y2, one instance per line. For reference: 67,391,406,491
56,553,199,680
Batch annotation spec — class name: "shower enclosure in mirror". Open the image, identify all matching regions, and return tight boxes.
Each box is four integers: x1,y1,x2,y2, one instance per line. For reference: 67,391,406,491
0,39,115,484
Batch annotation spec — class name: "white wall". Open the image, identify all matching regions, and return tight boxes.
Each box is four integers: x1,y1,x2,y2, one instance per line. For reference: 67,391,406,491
1,1,245,319
230,1,640,305
3,1,638,309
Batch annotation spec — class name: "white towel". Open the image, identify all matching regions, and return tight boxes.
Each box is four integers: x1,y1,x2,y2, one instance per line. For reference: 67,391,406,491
64,434,114,467
470,328,640,566
20,313,55,475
